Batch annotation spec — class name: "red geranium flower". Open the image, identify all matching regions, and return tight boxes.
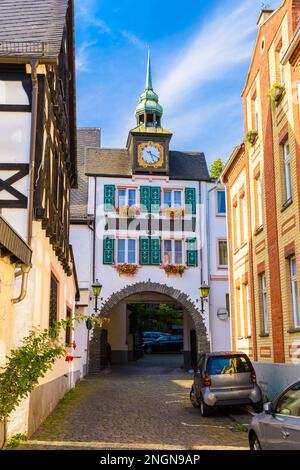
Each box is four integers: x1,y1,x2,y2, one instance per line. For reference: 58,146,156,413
65,355,74,362
73,340,77,350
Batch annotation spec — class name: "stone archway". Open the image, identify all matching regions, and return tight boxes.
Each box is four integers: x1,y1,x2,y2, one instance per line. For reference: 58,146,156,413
89,282,210,373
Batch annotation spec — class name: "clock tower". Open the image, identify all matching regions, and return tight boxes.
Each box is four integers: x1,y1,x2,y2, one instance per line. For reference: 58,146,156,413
127,50,172,175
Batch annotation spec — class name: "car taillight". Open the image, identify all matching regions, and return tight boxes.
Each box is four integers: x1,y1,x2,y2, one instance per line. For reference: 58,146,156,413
251,371,257,384
204,373,211,387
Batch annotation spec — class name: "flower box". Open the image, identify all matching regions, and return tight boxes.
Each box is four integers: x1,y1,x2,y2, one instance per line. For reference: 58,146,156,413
162,208,184,219
115,205,140,219
163,264,186,276
116,263,138,275
269,83,285,106
245,130,258,147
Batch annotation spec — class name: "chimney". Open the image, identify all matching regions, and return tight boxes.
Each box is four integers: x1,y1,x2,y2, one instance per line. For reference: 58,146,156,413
257,9,274,27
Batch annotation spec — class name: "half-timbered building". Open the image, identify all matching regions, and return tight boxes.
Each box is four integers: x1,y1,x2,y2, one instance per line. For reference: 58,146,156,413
0,0,79,438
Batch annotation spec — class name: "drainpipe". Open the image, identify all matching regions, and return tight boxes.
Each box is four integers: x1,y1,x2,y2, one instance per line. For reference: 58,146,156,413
27,60,39,247
12,264,31,304
92,176,97,283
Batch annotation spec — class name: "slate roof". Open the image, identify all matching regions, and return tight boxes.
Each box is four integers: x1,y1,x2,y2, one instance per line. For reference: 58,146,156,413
169,151,210,181
0,0,69,60
70,128,101,221
85,148,210,181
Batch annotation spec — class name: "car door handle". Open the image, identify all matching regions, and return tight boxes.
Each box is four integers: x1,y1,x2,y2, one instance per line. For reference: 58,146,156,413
281,429,290,439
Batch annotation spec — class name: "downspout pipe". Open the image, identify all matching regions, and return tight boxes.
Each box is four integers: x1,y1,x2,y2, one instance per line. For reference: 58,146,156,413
27,60,39,247
12,264,31,304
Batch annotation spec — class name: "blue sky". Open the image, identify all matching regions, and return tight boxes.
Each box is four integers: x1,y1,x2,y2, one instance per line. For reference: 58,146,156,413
75,0,281,167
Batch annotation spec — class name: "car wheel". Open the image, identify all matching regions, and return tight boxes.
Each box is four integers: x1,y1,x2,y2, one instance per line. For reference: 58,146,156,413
190,386,199,408
199,394,212,417
249,433,261,451
252,400,263,414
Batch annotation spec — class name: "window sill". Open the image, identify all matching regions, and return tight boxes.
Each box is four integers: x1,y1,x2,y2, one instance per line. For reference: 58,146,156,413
240,241,248,249
259,333,269,338
288,327,300,334
281,198,293,212
254,225,264,236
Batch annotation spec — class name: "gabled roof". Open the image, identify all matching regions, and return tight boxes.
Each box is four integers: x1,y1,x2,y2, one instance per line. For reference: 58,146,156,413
169,151,210,181
0,0,70,61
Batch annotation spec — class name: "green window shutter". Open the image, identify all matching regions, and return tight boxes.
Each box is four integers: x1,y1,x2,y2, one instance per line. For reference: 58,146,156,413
150,236,161,265
186,237,198,267
104,185,115,211
140,186,151,212
103,236,115,265
150,187,161,213
139,236,150,265
185,188,196,215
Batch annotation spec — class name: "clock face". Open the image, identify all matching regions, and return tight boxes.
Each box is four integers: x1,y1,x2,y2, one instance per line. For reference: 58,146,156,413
137,141,164,168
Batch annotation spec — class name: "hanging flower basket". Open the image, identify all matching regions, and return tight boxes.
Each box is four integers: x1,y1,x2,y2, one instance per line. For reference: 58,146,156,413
163,264,186,276
162,208,184,219
245,130,258,147
116,263,139,275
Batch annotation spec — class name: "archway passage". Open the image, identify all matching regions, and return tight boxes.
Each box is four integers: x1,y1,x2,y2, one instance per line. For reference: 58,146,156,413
89,282,210,374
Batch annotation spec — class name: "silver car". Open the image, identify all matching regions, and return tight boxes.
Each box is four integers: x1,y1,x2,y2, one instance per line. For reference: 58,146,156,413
190,352,263,417
248,381,300,450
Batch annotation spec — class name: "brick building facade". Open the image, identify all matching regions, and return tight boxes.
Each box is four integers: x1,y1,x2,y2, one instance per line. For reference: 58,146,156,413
222,1,300,399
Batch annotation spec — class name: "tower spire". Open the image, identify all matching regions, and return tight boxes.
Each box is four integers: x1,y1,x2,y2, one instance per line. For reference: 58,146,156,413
146,47,153,90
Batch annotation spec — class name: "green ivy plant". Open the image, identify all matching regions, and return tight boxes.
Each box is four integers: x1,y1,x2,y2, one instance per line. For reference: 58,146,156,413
0,313,104,446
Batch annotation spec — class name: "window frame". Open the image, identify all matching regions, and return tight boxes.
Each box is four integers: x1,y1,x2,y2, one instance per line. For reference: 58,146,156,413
256,176,264,230
260,273,269,335
116,238,137,265
217,239,228,269
290,256,300,329
65,307,72,347
117,187,137,208
283,140,292,203
163,189,183,209
216,189,226,216
163,239,184,265
49,272,59,329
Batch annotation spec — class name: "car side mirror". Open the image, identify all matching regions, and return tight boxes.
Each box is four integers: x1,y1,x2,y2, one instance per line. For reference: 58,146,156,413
264,402,274,415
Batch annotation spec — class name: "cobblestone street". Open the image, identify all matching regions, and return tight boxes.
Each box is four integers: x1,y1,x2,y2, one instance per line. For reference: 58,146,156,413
18,355,248,450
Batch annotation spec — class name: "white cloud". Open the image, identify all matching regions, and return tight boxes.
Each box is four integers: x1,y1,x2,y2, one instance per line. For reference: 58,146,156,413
157,0,256,113
121,30,146,49
76,3,113,35
76,40,97,72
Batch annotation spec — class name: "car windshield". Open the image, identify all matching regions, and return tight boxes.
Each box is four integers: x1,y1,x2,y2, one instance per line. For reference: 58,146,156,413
207,355,252,375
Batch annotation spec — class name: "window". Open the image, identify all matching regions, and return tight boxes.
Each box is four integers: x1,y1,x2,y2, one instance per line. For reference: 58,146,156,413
65,308,72,347
283,141,292,202
246,284,252,337
218,240,228,268
239,196,245,244
242,196,248,242
207,355,252,375
163,240,183,265
117,239,137,264
279,47,285,86
117,188,136,207
233,203,238,250
217,190,226,214
260,274,268,334
49,274,58,328
290,257,300,328
163,190,182,208
256,176,263,228
275,383,300,417
254,96,259,131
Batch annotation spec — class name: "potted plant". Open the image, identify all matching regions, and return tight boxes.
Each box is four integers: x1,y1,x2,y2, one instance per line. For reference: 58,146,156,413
269,82,285,105
127,205,140,219
245,130,258,147
116,263,138,275
163,264,186,276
